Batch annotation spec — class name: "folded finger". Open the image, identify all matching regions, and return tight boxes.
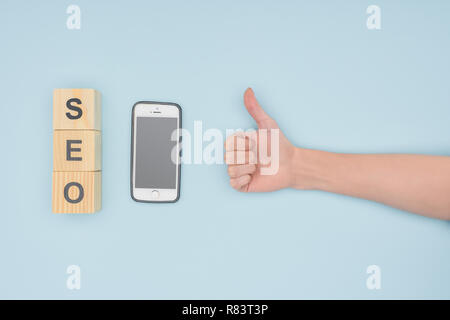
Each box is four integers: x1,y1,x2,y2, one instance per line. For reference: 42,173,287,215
227,164,256,178
224,150,257,165
225,134,254,152
229,174,251,191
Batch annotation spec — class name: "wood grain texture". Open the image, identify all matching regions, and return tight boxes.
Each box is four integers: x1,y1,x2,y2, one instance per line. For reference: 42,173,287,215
53,88,101,130
52,88,102,214
52,171,101,214
53,130,101,171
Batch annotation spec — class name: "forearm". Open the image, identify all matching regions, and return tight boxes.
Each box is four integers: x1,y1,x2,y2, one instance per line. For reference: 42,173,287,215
291,148,450,220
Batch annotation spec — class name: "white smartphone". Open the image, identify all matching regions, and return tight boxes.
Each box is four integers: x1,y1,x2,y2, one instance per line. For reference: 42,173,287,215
131,101,181,203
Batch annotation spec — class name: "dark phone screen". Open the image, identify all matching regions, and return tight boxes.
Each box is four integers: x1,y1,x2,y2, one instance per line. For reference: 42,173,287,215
135,117,178,189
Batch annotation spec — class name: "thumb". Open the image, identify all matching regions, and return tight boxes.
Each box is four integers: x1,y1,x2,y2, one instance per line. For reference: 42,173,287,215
244,88,276,128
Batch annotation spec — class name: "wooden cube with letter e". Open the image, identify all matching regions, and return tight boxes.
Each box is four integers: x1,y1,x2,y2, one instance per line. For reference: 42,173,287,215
52,88,102,214
53,130,101,172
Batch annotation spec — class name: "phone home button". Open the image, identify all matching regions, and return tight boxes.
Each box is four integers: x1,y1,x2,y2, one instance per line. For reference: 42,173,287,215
151,190,160,200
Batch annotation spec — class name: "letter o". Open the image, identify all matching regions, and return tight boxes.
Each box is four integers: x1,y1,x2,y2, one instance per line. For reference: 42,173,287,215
64,182,84,203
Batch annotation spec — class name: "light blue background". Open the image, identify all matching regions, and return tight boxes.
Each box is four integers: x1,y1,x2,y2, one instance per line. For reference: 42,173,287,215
1,0,449,299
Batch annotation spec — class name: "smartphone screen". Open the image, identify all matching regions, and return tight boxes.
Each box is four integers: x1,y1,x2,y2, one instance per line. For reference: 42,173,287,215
135,117,178,189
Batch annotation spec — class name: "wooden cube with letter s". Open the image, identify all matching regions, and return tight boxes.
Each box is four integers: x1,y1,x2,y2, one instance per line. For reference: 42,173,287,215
52,89,102,213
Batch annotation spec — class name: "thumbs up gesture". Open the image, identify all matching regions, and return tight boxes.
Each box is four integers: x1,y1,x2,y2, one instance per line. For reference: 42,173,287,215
225,88,297,192
225,90,450,221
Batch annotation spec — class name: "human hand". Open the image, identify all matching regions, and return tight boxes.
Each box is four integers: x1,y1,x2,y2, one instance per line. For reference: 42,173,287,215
225,90,450,220
225,88,297,192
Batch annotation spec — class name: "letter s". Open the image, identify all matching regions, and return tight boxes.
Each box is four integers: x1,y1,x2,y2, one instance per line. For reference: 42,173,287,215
66,98,83,120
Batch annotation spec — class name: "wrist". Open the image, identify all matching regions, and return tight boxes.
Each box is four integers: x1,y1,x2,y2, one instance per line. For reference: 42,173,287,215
290,147,335,190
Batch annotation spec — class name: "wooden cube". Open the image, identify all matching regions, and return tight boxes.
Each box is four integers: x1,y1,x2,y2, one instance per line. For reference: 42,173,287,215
52,171,101,213
53,89,101,130
53,130,101,171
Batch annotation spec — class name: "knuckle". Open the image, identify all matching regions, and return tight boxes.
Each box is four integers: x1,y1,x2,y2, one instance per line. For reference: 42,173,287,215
225,137,234,148
226,134,238,143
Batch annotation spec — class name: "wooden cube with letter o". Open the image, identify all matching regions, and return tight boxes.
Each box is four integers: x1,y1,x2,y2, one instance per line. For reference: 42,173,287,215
52,171,101,213
52,88,102,214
